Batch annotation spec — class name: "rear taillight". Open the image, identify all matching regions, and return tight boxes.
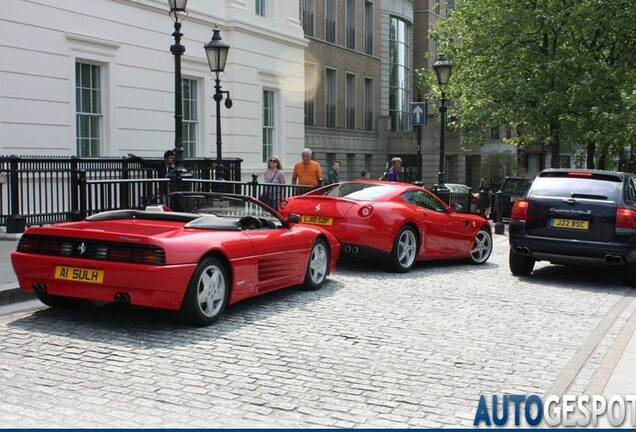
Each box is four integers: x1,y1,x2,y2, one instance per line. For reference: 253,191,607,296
616,208,636,229
511,200,529,220
358,205,374,218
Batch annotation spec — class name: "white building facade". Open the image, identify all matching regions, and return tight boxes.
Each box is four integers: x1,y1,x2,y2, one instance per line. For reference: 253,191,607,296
0,0,306,179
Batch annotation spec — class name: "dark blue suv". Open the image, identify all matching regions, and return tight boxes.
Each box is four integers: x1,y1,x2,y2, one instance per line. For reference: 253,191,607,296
508,169,636,286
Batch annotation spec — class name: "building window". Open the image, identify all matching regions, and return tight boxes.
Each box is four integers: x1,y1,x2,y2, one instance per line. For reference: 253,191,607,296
262,90,275,163
301,0,315,36
364,77,373,131
389,17,411,132
325,0,336,43
346,73,356,129
345,0,355,49
182,78,198,157
364,1,373,55
75,62,102,157
490,128,501,140
305,63,315,126
435,0,441,15
256,0,267,17
325,68,336,128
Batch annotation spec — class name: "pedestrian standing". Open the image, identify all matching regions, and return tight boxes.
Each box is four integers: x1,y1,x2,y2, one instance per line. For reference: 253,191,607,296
291,148,323,187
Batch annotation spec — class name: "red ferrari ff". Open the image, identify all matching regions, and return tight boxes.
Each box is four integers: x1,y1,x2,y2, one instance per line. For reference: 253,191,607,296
279,181,492,272
11,192,340,326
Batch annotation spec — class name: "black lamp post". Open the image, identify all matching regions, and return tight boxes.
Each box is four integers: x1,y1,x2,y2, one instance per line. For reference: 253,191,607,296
204,29,232,181
167,0,191,179
433,54,453,190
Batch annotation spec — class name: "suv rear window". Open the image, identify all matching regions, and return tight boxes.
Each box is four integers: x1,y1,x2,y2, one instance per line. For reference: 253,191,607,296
530,174,621,201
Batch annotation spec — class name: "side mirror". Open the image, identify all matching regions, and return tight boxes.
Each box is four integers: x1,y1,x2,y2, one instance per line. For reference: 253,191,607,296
288,213,300,224
451,203,463,213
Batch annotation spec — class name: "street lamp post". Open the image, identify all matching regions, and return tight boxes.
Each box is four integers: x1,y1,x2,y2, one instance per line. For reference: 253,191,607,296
204,29,232,181
433,54,453,191
167,0,191,180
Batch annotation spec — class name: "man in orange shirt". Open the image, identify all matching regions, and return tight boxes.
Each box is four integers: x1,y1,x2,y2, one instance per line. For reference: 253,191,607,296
292,148,323,187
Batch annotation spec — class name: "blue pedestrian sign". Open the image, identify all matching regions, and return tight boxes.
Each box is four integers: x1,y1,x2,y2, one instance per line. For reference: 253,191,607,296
410,102,427,126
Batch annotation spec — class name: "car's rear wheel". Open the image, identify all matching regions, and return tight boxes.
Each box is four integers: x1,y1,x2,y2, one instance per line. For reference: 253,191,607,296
35,291,81,308
388,226,418,273
509,250,535,275
302,239,329,290
469,229,492,264
179,256,229,326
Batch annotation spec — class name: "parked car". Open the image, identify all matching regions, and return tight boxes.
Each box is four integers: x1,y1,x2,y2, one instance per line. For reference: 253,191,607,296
490,177,533,221
11,192,340,326
442,183,479,213
508,169,636,286
279,181,493,273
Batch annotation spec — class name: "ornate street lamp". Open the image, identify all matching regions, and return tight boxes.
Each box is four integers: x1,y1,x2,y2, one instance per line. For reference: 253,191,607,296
167,0,191,179
433,54,453,190
204,29,232,180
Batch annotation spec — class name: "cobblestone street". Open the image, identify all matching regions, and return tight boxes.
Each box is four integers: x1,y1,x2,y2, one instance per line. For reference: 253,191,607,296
1,235,635,428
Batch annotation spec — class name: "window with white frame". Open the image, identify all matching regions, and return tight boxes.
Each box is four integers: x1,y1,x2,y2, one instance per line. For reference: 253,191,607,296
256,0,267,17
325,68,336,128
182,78,198,157
346,73,356,129
75,62,102,157
262,90,275,162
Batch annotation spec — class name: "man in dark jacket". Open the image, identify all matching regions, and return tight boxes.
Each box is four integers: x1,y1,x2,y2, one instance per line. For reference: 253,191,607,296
128,150,175,178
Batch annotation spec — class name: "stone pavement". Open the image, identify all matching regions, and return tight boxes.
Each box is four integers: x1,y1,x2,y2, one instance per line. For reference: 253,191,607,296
1,228,635,427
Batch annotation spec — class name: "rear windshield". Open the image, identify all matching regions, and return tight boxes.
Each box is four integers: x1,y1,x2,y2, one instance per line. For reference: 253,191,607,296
530,176,621,201
325,183,397,201
502,179,532,193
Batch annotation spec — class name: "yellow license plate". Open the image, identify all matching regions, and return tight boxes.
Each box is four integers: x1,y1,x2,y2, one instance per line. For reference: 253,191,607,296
55,265,104,284
301,215,334,226
550,218,589,230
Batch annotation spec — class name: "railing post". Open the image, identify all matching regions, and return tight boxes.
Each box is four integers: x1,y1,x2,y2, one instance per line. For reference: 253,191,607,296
494,191,505,235
121,157,130,208
72,169,87,221
6,155,26,233
250,173,259,198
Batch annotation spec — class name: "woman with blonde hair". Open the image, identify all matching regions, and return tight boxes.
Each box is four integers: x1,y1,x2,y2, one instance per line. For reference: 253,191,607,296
261,155,285,208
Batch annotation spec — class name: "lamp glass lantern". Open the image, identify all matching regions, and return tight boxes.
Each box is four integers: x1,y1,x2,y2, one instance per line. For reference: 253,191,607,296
205,30,230,74
433,54,453,86
168,0,187,13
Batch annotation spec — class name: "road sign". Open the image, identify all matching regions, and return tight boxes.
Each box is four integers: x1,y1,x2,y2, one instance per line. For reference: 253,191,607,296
410,102,427,126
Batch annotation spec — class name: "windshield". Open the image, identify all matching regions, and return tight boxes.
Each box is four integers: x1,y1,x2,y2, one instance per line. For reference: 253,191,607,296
170,193,278,219
502,179,532,194
324,183,397,201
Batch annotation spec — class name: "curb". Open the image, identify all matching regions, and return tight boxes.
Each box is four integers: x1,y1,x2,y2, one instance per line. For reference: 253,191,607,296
0,286,35,306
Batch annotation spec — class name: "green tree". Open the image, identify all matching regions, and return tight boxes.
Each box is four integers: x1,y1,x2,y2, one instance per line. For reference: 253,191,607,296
426,0,636,170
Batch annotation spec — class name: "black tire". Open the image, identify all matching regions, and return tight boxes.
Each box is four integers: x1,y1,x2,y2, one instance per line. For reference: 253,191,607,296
302,239,329,290
469,229,493,264
388,226,418,273
509,249,535,275
179,256,229,326
622,263,636,287
35,291,82,308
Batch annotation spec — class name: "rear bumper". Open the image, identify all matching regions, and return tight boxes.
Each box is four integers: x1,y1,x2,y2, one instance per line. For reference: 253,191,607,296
11,252,195,310
509,222,636,265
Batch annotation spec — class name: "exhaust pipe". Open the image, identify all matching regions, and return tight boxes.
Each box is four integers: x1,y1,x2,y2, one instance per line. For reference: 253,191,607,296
514,246,530,255
351,246,359,254
604,255,625,264
114,293,131,304
33,283,47,293
344,245,352,253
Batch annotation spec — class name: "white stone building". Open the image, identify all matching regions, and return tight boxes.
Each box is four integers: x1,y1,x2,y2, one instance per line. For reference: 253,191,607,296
0,0,306,180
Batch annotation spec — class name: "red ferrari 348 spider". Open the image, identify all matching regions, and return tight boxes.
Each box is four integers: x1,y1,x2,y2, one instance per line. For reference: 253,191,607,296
279,181,492,272
11,192,340,326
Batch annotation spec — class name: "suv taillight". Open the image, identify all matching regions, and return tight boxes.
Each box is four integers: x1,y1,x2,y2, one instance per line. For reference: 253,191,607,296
511,200,529,220
616,208,636,229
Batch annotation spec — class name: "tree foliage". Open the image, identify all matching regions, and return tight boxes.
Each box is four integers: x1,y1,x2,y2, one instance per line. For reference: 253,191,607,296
425,0,636,170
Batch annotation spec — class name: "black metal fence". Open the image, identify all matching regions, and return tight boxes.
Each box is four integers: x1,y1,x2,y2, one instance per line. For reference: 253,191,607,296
0,155,472,234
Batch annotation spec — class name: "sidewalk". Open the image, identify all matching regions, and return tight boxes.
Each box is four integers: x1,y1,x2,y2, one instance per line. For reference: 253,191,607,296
1,229,634,423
